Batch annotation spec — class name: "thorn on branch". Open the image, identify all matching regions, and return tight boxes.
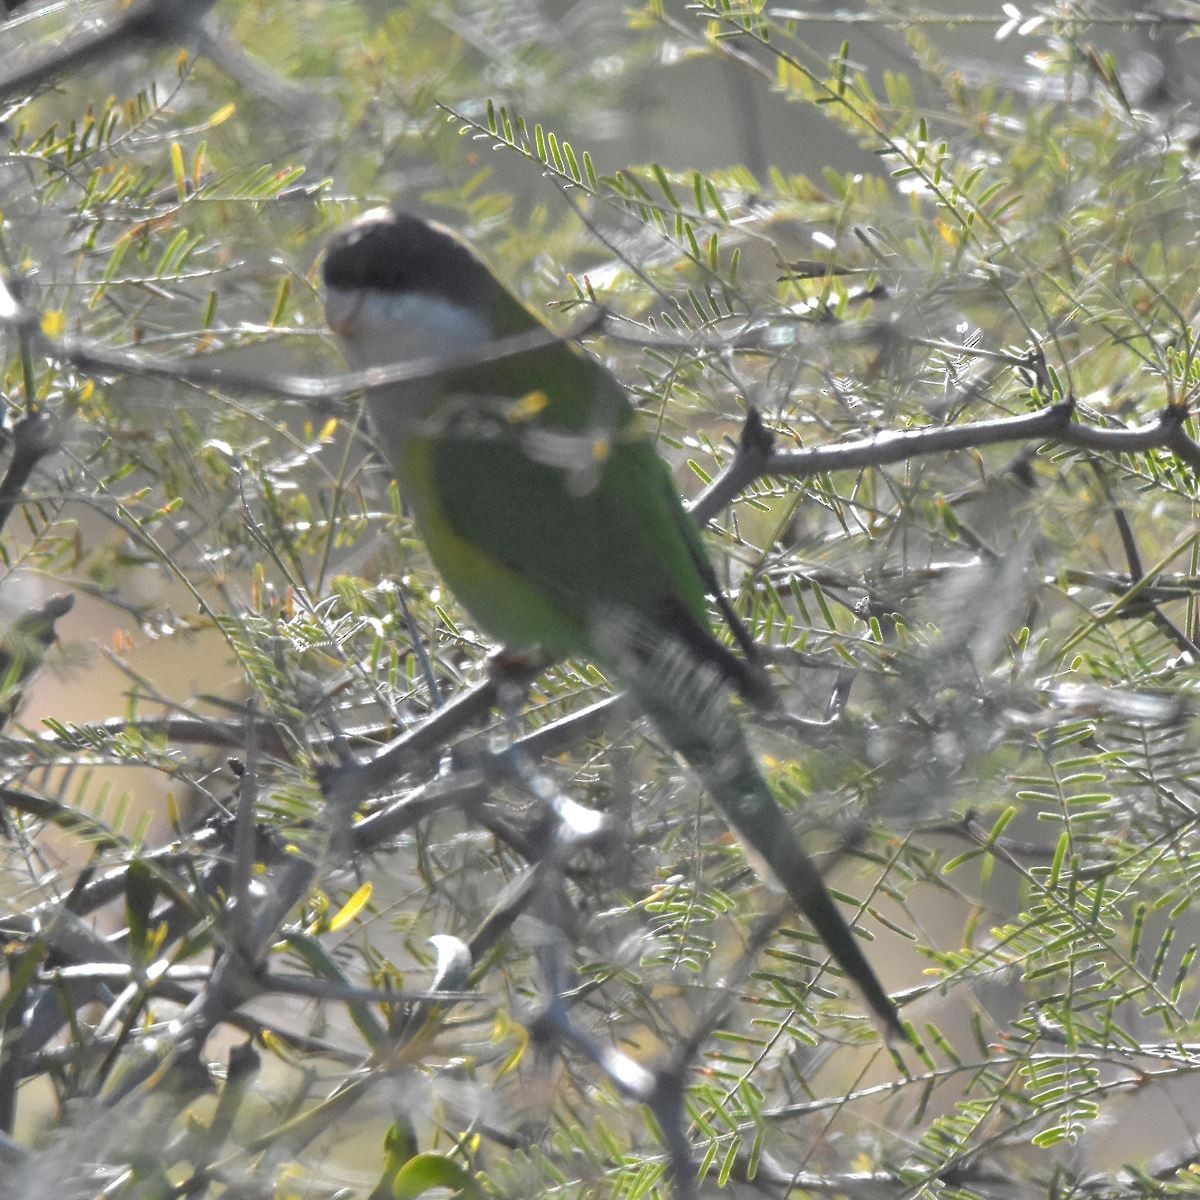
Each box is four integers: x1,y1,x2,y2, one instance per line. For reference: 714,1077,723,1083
739,404,775,459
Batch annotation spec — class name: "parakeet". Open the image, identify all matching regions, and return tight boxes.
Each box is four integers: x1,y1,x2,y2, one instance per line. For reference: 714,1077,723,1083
323,210,902,1038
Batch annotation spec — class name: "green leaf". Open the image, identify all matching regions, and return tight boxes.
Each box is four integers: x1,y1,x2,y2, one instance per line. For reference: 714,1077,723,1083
391,1153,482,1200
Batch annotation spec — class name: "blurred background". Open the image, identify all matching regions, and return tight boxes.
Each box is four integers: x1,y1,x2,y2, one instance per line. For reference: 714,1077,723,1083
3,2,1200,1196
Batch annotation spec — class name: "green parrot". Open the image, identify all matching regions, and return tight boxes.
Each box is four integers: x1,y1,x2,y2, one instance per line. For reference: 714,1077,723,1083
322,209,903,1039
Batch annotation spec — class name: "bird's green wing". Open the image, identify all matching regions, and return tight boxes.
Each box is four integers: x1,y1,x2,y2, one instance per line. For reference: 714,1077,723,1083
413,344,765,694
421,416,712,655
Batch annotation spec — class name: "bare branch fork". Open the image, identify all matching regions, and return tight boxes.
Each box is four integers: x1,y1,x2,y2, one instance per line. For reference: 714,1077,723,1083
0,0,310,109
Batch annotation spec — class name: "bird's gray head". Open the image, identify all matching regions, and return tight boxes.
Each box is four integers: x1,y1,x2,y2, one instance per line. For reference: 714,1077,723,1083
322,209,500,367
322,210,493,307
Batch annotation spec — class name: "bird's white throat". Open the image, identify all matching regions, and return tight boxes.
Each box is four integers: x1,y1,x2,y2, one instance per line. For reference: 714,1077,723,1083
327,287,492,369
327,287,494,467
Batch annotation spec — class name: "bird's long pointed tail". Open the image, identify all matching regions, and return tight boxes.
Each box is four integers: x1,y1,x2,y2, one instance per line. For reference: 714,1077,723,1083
705,744,905,1041
600,613,906,1041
